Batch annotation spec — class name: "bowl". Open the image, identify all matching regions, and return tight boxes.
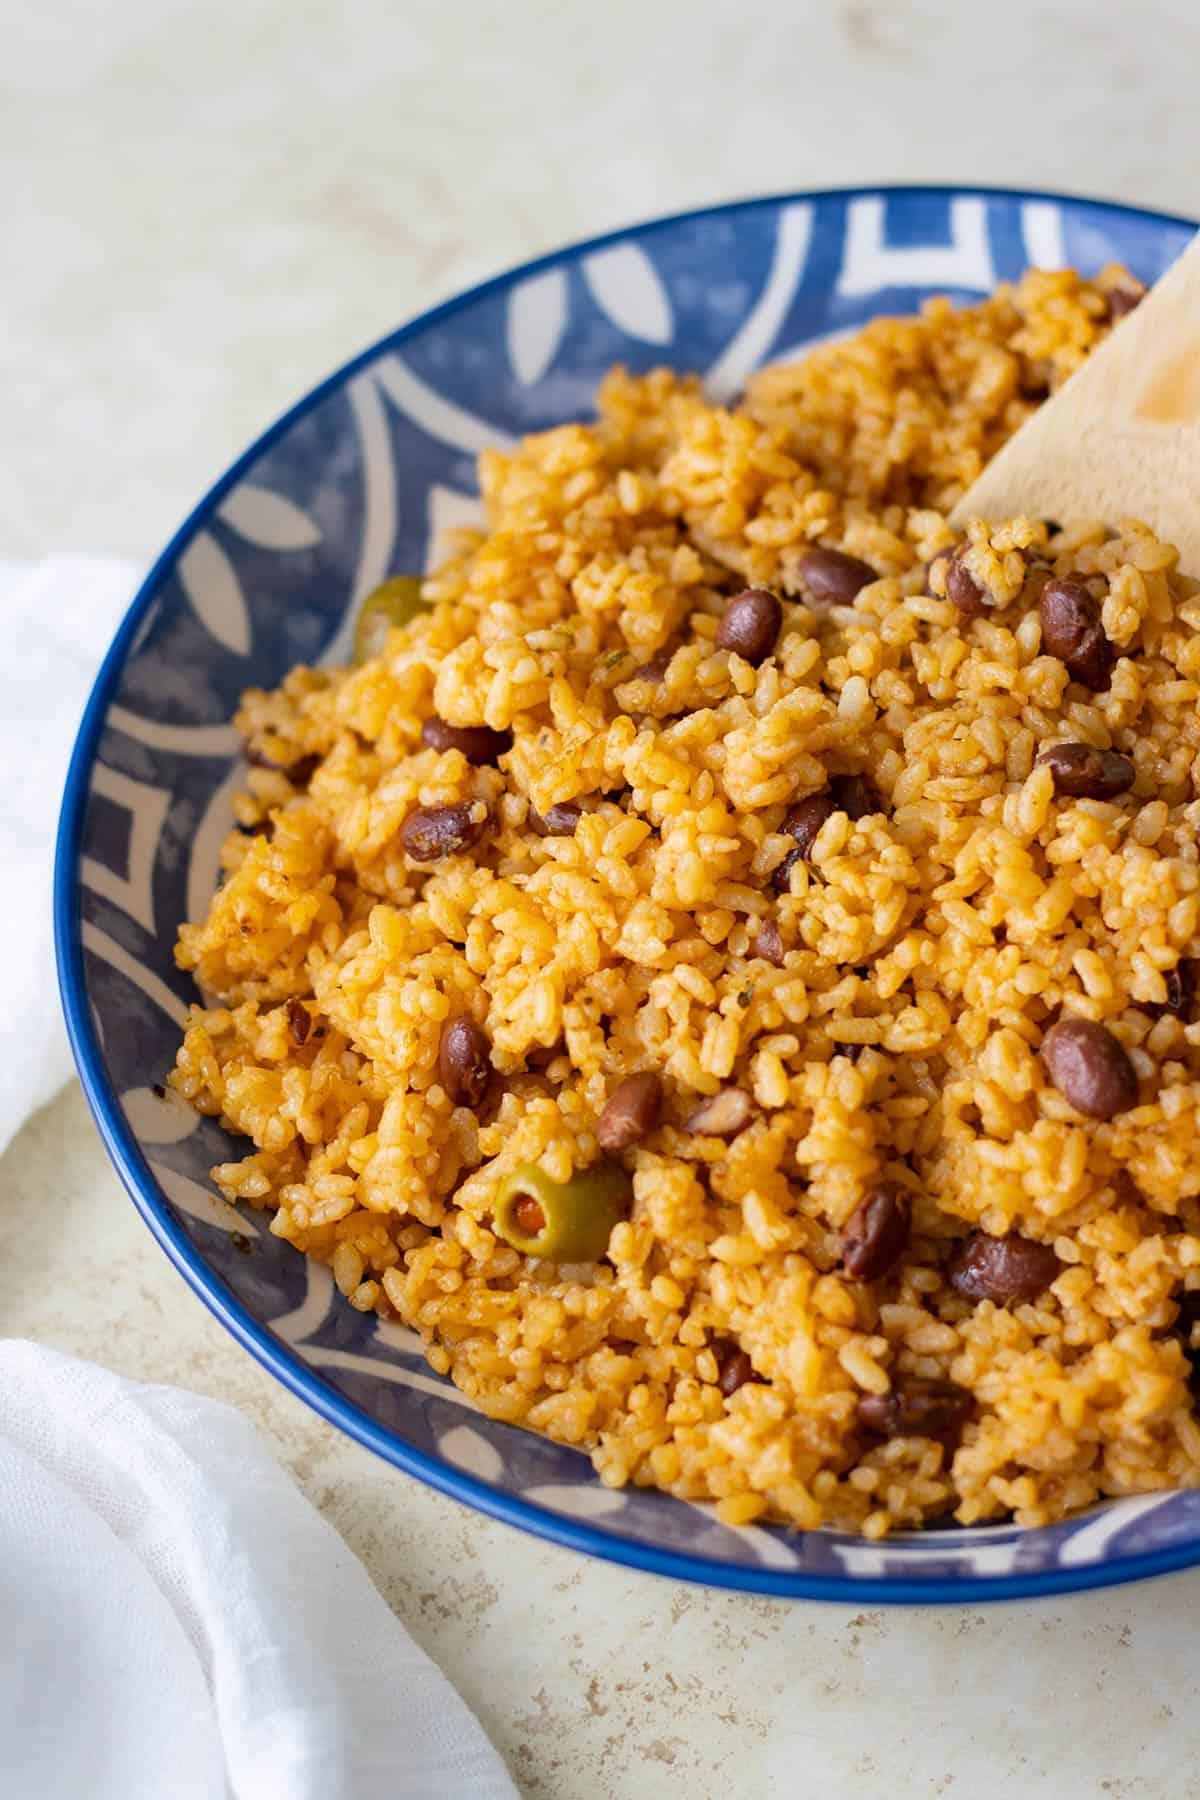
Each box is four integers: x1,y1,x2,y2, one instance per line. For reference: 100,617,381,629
56,184,1200,1602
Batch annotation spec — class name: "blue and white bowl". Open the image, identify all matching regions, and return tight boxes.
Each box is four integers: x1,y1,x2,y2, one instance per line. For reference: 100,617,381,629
56,186,1200,1602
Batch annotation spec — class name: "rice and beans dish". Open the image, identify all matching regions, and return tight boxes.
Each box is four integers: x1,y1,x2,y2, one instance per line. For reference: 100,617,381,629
171,261,1200,1537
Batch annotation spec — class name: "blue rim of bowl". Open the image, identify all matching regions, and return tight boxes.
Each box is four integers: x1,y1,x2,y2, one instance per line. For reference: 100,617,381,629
55,183,1200,1604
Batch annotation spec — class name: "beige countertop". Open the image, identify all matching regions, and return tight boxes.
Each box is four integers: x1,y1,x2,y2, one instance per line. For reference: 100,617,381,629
6,3,1200,1794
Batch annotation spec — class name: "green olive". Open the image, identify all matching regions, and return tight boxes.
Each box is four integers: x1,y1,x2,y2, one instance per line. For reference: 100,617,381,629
353,575,428,664
493,1161,632,1262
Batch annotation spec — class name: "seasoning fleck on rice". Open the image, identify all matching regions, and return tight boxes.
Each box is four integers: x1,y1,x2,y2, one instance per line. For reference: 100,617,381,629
170,264,1200,1533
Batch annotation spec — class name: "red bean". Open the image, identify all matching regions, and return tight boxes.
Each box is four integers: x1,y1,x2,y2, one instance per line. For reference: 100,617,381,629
857,1378,973,1440
772,848,802,894
1039,576,1115,690
784,793,837,856
947,1231,1061,1304
715,589,783,665
531,801,584,836
842,1183,912,1283
798,547,877,604
1037,742,1134,800
944,548,987,619
685,1088,754,1138
1041,1016,1138,1119
1161,961,1197,1017
714,1343,762,1397
773,777,880,895
422,716,512,764
400,803,489,862
438,1016,494,1108
596,1072,663,1153
754,917,785,966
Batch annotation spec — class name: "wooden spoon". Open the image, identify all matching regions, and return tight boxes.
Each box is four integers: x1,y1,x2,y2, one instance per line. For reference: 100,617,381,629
951,229,1200,571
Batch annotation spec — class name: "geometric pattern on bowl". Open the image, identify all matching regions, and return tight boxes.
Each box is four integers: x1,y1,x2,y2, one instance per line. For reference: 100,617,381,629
56,186,1200,1600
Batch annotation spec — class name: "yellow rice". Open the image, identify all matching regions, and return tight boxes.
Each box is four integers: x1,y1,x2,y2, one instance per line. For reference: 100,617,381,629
170,262,1200,1535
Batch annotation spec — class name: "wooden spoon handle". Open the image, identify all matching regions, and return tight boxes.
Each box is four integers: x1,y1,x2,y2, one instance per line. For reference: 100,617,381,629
951,230,1200,568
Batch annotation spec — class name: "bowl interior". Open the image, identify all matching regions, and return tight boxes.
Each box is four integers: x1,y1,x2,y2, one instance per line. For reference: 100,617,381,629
59,186,1200,1600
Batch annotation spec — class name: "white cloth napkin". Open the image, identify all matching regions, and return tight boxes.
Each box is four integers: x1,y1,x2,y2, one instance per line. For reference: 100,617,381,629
0,1343,516,1800
0,556,144,1156
0,560,517,1800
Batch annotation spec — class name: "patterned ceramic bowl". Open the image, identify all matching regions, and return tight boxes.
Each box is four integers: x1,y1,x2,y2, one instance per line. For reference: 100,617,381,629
56,186,1200,1602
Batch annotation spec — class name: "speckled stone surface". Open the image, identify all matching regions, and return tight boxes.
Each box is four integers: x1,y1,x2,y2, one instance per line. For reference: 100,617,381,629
7,3,1200,1792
